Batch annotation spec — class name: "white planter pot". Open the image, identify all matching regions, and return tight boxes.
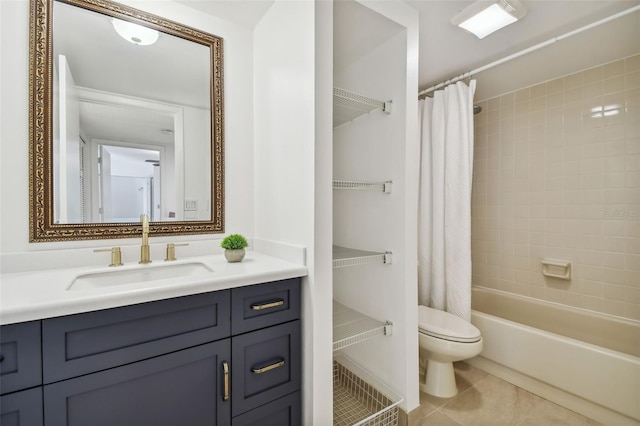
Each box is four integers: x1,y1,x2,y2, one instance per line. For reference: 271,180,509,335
224,248,245,263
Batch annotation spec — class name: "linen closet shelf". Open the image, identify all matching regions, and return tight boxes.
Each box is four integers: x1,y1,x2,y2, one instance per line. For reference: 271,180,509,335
333,180,392,193
332,301,391,352
332,246,393,350
332,245,392,269
333,88,391,127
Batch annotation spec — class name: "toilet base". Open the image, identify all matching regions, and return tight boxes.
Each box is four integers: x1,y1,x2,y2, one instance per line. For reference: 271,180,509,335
420,360,458,398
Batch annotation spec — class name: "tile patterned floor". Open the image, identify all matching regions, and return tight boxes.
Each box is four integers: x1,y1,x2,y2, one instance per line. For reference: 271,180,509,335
419,362,601,426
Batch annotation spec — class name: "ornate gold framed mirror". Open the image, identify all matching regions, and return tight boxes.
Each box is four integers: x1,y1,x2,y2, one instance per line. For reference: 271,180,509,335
29,0,224,242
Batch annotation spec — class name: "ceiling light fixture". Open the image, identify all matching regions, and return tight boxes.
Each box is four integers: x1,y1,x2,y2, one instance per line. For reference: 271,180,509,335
112,18,159,46
451,0,527,39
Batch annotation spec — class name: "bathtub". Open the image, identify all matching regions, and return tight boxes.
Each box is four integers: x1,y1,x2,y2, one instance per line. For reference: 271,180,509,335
468,287,640,426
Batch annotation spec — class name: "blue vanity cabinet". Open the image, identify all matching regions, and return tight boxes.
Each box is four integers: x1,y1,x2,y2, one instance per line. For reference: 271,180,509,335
0,321,44,426
0,321,42,395
230,278,301,423
36,277,301,426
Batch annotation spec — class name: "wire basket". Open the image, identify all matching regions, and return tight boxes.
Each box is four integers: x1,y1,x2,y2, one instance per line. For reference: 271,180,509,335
333,356,402,426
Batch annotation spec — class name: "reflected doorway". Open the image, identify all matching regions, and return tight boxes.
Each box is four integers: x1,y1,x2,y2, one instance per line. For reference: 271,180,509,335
97,144,161,222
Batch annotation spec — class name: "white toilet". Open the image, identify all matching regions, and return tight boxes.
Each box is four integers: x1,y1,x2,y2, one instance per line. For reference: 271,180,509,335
418,305,483,398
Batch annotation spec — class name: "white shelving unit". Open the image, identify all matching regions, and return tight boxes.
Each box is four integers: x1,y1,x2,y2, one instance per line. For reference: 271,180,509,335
331,4,417,423
333,180,392,193
332,245,393,351
333,301,392,352
332,245,392,269
332,82,400,425
333,88,391,127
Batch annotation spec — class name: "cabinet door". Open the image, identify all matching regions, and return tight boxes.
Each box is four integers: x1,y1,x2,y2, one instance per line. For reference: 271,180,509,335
0,387,44,426
43,289,230,383
232,320,301,416
232,391,301,426
0,321,42,395
44,340,231,426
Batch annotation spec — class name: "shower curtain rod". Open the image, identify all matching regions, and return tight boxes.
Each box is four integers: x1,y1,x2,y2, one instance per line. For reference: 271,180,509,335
418,5,640,97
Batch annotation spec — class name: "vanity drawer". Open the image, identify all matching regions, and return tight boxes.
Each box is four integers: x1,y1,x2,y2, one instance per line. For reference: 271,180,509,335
231,320,301,416
42,290,230,383
0,321,42,395
231,278,300,335
232,391,301,426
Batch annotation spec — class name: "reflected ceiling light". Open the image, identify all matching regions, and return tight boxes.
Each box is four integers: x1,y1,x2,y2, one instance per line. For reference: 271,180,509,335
112,18,159,46
452,0,527,39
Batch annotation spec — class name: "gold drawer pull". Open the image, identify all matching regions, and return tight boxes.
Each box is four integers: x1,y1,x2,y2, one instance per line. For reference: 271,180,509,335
222,361,229,401
251,359,285,374
250,299,284,311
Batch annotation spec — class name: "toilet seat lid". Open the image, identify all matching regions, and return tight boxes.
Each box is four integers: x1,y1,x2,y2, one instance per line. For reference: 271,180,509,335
418,306,481,343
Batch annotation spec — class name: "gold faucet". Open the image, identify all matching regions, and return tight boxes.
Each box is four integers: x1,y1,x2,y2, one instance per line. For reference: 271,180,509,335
139,214,151,264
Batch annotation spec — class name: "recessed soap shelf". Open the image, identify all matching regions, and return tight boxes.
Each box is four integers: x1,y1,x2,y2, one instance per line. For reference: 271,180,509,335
542,259,571,280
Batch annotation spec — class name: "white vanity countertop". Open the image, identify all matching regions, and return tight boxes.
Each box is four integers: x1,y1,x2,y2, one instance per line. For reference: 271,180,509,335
0,251,307,325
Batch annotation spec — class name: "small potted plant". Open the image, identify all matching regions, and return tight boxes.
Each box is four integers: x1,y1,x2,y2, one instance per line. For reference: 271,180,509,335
220,234,248,263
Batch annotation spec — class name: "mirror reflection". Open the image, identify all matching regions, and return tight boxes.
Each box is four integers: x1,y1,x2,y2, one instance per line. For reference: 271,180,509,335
96,144,161,223
29,0,225,241
53,0,211,224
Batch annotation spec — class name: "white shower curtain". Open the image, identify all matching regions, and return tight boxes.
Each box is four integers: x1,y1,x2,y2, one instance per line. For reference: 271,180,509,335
418,80,476,321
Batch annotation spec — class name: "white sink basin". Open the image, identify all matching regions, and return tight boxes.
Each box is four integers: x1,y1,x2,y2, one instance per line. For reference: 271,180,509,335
68,262,214,291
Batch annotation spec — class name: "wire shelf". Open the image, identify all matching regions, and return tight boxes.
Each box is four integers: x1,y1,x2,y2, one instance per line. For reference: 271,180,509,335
333,245,392,269
333,180,392,193
333,301,392,352
333,88,391,127
334,355,402,426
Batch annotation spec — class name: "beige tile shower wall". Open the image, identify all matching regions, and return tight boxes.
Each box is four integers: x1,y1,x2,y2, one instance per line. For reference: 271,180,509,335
471,54,640,321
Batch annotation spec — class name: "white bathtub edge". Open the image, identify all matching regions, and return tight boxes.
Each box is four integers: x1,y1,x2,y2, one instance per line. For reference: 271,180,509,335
465,356,640,426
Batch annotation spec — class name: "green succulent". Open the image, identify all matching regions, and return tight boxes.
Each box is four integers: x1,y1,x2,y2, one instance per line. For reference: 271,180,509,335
220,234,248,250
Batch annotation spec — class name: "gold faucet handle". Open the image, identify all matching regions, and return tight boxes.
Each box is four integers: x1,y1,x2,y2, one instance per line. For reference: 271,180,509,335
94,247,123,267
165,243,189,261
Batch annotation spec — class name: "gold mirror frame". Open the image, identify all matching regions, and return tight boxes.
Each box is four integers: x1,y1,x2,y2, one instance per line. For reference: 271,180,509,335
29,0,224,242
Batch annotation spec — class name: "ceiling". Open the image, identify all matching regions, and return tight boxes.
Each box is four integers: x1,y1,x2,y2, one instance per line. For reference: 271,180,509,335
183,0,640,101
407,0,640,100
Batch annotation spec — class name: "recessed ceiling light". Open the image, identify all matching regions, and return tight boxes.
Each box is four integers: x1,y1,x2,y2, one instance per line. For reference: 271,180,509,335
452,0,527,39
112,18,159,46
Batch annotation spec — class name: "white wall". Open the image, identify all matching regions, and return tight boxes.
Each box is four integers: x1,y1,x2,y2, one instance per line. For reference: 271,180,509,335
0,0,254,253
253,2,333,424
